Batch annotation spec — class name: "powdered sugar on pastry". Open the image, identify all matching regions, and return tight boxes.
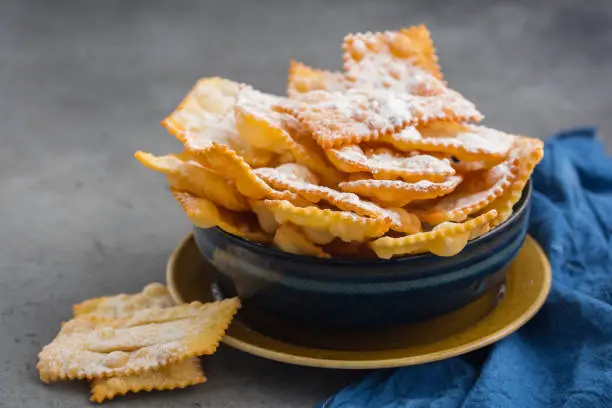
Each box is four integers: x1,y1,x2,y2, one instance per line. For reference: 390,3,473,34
382,122,515,164
235,87,342,185
327,144,455,182
162,78,274,167
339,176,463,207
37,299,240,383
255,164,418,233
73,283,176,320
278,88,483,149
343,26,443,80
411,159,517,224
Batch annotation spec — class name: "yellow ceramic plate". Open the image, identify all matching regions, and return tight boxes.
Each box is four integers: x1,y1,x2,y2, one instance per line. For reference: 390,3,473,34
167,233,551,369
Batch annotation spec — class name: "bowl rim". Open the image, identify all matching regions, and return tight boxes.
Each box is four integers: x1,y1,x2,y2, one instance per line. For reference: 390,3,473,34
200,180,532,265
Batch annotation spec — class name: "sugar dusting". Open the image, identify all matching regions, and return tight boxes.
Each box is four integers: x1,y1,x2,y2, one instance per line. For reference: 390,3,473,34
417,161,513,222
367,152,454,174
346,53,444,95
37,300,239,381
74,283,176,319
236,86,288,128
330,143,454,181
341,176,461,193
417,123,516,155
256,165,417,232
286,87,482,147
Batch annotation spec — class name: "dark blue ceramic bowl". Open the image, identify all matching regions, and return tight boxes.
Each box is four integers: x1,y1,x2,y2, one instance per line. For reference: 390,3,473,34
194,181,531,329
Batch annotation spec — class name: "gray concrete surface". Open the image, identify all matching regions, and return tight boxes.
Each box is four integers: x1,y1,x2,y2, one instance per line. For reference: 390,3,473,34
1,0,611,406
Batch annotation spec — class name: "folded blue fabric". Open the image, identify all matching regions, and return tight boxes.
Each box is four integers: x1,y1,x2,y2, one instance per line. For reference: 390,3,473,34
320,129,612,408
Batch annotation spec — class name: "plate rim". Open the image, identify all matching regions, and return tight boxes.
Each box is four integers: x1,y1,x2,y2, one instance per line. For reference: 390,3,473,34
167,233,551,369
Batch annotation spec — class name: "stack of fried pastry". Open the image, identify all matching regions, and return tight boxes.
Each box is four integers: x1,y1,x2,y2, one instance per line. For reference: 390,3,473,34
136,25,544,259
37,284,240,403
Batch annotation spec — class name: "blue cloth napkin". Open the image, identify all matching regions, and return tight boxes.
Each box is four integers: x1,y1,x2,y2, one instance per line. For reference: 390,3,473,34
320,129,612,408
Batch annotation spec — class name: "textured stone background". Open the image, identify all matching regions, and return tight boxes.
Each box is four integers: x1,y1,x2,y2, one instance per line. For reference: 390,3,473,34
1,0,611,406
